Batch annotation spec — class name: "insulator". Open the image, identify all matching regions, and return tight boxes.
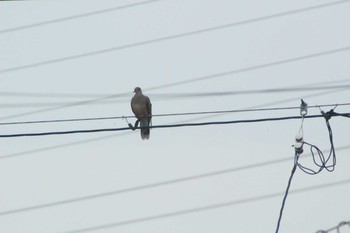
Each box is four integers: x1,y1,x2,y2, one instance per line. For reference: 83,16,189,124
300,99,308,116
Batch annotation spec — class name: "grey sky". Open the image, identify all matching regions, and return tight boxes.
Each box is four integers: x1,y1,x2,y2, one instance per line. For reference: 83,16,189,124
0,0,349,233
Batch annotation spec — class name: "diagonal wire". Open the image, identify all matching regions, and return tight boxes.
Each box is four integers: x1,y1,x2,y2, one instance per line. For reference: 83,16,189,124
1,84,350,109
1,46,350,122
1,0,349,74
0,0,164,34
0,145,349,217
56,178,350,233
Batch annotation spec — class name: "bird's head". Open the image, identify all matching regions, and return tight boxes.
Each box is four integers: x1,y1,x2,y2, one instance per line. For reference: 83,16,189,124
133,87,142,93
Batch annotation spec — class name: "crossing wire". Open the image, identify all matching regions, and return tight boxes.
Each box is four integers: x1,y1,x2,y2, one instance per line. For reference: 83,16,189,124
1,77,349,99
56,178,350,233
1,0,350,74
0,89,344,161
1,46,350,122
1,84,350,109
1,144,349,217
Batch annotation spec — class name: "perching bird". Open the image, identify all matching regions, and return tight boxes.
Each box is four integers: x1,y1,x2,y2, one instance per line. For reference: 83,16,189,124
131,87,152,140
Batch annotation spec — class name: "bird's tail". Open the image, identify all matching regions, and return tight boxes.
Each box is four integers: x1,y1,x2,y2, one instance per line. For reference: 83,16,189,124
140,118,151,140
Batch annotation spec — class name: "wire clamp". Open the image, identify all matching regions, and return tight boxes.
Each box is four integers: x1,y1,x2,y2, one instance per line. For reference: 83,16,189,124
122,116,135,130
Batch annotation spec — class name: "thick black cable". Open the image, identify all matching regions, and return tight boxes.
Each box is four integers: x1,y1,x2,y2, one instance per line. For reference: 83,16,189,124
332,112,350,118
0,113,347,138
55,179,350,233
0,90,343,160
1,0,350,74
275,157,297,233
0,0,163,34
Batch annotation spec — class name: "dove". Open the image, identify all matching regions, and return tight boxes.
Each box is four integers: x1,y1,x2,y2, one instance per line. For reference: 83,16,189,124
131,87,152,140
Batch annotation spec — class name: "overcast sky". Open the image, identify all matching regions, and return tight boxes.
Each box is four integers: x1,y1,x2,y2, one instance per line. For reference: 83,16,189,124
0,0,350,233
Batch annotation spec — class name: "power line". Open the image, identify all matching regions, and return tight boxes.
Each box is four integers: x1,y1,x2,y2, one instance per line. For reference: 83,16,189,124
145,47,350,92
1,144,348,217
0,92,130,121
0,103,349,126
0,0,164,34
1,47,349,122
1,0,349,74
56,178,350,233
0,112,348,138
316,221,350,233
1,84,350,109
0,90,345,160
1,78,349,99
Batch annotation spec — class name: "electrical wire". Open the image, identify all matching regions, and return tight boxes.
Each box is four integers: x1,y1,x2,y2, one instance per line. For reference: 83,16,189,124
316,221,350,233
1,84,350,109
0,0,164,34
1,0,350,74
1,103,349,126
2,78,349,99
275,159,297,233
275,107,340,232
0,90,343,160
296,110,337,175
1,47,349,122
55,178,350,233
0,113,348,138
1,144,349,217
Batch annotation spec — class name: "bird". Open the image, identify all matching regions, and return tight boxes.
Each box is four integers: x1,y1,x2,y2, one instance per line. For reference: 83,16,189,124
131,87,152,140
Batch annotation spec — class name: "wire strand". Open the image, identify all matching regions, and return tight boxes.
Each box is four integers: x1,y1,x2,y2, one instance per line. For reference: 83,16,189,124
1,84,350,109
1,0,350,74
1,144,349,217
0,103,349,126
55,179,350,233
0,113,348,138
0,0,164,34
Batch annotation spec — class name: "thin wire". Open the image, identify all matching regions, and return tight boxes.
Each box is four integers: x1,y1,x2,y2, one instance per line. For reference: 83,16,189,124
0,92,130,121
1,78,349,99
1,145,349,217
1,48,349,122
55,179,350,233
0,0,164,34
1,84,350,109
0,89,343,160
316,221,350,233
0,113,348,138
296,110,337,175
1,0,349,74
1,103,349,126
